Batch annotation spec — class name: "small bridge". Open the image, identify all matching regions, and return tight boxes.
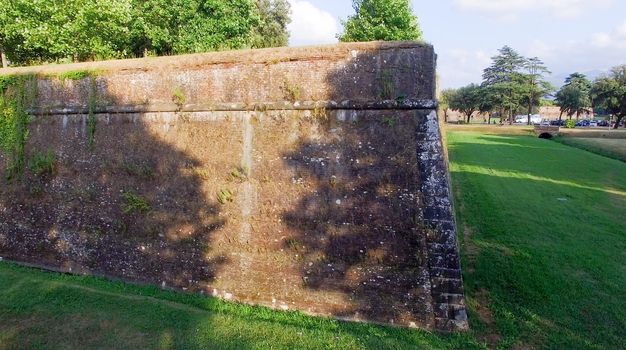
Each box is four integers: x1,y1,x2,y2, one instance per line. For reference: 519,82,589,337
534,125,560,138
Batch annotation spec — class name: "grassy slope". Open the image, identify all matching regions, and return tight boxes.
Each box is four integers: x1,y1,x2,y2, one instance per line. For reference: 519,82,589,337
1,132,624,349
448,132,626,349
0,262,478,350
555,137,626,162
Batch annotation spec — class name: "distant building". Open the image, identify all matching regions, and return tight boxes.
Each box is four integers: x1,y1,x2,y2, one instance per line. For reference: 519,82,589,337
539,106,594,120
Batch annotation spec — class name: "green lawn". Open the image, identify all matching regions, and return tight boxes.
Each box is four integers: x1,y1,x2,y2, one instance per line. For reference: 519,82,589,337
1,131,625,349
555,137,626,162
0,262,479,350
448,132,625,349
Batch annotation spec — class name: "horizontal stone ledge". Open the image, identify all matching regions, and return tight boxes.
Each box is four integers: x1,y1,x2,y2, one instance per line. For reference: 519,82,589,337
28,99,438,116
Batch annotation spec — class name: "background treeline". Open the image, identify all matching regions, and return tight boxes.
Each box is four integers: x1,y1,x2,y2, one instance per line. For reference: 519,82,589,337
440,46,626,129
0,0,291,66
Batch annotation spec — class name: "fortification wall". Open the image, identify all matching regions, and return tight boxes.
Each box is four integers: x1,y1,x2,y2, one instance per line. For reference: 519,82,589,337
0,42,467,331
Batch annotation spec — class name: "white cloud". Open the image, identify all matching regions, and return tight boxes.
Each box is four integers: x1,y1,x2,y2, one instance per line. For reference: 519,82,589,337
592,21,626,49
288,0,339,46
438,49,491,88
454,0,614,20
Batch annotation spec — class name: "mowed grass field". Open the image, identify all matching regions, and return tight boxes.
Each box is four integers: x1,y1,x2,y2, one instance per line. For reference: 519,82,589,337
555,137,626,162
1,131,624,349
448,132,626,349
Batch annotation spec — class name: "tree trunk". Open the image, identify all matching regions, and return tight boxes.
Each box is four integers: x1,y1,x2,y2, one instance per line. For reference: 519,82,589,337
614,115,624,129
527,100,533,125
558,110,563,122
576,110,580,121
444,109,448,123
1,50,7,68
466,113,471,124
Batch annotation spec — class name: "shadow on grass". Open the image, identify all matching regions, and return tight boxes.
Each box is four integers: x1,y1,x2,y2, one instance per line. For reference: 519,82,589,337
448,132,626,349
447,133,626,194
0,262,482,350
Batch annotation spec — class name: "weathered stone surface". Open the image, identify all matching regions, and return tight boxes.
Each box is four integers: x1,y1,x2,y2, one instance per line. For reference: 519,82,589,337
0,42,467,331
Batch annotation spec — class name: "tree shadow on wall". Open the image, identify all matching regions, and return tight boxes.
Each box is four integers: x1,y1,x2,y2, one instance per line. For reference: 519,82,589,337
281,49,438,327
0,77,228,293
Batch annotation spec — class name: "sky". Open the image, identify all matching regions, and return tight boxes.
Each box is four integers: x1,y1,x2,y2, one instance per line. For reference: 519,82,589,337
287,0,626,89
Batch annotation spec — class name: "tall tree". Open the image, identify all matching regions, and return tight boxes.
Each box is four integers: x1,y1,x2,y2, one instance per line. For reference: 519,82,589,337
482,46,527,124
130,0,259,56
338,0,422,42
449,84,481,124
522,57,553,125
0,0,133,64
591,65,626,129
555,73,592,121
439,89,456,123
1,0,285,66
478,85,499,124
250,0,291,49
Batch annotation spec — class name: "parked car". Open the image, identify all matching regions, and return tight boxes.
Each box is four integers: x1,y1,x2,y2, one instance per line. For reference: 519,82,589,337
597,120,609,127
589,120,598,127
550,120,565,126
576,120,590,127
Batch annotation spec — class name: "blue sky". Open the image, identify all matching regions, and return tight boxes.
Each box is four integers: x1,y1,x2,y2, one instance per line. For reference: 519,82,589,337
287,0,626,89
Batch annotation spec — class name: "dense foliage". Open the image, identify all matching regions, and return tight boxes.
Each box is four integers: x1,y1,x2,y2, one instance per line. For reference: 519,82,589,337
0,0,291,66
0,0,133,64
481,46,552,124
591,65,626,129
555,73,592,120
338,0,422,42
249,0,291,49
445,46,553,125
448,84,481,123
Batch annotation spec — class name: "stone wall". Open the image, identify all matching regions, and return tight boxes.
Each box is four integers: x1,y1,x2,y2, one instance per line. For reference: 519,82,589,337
0,42,467,331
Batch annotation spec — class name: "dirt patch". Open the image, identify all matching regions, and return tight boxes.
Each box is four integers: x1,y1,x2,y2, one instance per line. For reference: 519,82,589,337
472,289,502,348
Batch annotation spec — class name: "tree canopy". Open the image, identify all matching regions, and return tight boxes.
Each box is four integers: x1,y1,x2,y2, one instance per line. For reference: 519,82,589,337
439,89,456,123
0,0,291,66
449,84,481,123
249,0,291,49
338,0,422,42
0,0,133,64
591,65,626,129
480,46,552,124
555,73,592,120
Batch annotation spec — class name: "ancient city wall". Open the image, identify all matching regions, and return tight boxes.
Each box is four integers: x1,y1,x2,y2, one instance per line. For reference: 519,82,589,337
0,42,467,331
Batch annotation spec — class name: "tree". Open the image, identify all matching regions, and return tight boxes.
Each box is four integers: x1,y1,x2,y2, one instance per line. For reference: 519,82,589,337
1,0,283,66
130,0,259,57
477,85,499,124
338,0,422,42
482,46,527,124
449,84,481,124
0,0,133,64
249,0,291,49
555,73,592,121
591,65,626,129
521,57,553,125
439,89,456,123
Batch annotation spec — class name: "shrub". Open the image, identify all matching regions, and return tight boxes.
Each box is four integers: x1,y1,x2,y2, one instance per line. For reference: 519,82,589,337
28,150,56,177
217,189,234,204
172,87,186,110
121,191,150,214
565,119,576,128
